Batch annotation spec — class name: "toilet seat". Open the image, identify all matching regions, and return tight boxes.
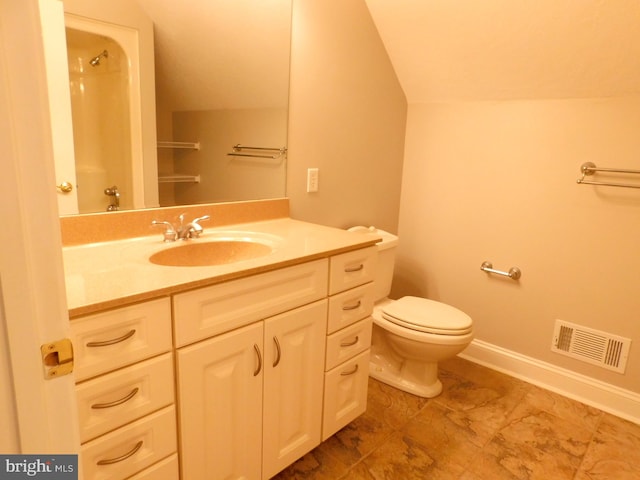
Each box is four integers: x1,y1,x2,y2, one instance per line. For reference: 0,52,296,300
381,296,472,335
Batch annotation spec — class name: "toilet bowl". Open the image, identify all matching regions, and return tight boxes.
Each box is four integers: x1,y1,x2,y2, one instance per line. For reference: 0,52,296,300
348,226,474,398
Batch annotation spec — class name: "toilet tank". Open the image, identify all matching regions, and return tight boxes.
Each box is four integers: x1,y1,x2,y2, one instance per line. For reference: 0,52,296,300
347,226,399,302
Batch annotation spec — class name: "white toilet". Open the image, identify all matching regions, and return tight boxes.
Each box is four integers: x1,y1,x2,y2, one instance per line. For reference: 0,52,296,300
348,226,474,398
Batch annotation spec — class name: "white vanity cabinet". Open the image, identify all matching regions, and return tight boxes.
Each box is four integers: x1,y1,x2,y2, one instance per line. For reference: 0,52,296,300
174,261,328,480
322,247,377,440
70,298,178,480
68,240,378,480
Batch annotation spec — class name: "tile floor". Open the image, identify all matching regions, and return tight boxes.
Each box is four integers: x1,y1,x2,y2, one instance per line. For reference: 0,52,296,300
273,356,640,480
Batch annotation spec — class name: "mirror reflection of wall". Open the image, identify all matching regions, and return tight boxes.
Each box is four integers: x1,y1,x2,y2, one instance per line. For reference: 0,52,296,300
66,28,133,212
158,108,288,206
54,0,291,214
144,0,292,207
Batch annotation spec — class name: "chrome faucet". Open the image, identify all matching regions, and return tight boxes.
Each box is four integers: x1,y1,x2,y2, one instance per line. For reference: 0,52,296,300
151,214,210,242
177,213,210,239
104,185,120,211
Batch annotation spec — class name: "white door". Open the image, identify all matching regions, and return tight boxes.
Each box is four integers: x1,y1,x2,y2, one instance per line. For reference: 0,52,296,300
262,300,327,480
39,0,79,215
0,0,80,456
176,323,264,480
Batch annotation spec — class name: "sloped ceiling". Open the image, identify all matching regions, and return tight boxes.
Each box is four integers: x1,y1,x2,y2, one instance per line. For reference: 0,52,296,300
365,0,640,102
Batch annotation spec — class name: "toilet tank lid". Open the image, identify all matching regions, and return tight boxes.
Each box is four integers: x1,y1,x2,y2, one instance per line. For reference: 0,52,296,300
347,226,398,250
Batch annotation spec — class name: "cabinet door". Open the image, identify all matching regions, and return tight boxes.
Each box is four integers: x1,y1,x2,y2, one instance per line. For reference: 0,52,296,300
177,323,263,480
262,300,327,480
322,350,370,441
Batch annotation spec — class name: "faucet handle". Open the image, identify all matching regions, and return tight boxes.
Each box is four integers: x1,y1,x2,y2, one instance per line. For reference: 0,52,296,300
186,215,210,238
151,220,177,242
192,215,210,225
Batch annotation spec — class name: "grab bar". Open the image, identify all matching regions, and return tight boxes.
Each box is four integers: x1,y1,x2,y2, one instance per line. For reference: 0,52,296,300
227,144,287,159
480,261,521,280
576,162,640,189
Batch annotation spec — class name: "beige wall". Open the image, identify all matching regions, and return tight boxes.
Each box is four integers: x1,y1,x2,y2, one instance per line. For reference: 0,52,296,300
287,0,407,232
170,108,287,205
396,97,640,393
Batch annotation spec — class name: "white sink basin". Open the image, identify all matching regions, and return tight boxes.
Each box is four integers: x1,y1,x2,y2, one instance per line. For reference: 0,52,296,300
148,232,280,267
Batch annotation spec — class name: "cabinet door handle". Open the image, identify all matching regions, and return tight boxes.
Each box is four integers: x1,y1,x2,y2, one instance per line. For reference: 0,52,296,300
342,300,362,311
91,387,139,409
86,329,136,347
96,440,143,465
341,364,359,376
344,264,364,273
253,344,262,376
272,336,282,367
340,336,359,348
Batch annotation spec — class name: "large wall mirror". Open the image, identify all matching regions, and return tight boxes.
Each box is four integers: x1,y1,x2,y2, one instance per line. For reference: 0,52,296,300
49,0,291,215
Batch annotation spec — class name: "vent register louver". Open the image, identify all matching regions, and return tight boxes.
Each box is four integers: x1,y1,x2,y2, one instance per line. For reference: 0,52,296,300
552,320,631,373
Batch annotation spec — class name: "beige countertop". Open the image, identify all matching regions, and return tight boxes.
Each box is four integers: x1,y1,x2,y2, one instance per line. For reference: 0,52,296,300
64,218,378,318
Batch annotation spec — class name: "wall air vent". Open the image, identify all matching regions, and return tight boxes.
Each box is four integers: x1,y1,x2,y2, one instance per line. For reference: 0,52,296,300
551,320,631,374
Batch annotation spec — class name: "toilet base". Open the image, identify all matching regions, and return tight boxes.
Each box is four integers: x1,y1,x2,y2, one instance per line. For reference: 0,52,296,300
369,358,443,398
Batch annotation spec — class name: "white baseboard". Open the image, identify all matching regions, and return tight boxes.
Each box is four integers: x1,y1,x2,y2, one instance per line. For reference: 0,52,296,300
458,339,640,425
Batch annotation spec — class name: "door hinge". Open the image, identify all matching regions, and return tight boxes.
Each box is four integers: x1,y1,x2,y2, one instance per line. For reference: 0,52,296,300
41,338,74,379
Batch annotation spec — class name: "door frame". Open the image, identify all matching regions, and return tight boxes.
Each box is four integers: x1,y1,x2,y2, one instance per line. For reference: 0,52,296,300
0,0,80,454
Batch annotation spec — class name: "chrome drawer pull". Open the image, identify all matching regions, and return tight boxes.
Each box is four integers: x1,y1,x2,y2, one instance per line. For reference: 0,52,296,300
253,344,262,376
344,264,364,273
340,364,359,376
273,336,282,368
96,440,143,465
342,300,362,311
91,387,139,409
340,336,359,348
86,329,136,347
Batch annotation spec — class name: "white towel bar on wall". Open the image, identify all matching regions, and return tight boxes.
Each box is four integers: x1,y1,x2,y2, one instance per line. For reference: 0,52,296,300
576,162,640,189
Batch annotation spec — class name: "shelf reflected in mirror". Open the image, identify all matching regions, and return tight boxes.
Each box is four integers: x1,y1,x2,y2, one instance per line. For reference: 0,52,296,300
51,0,292,215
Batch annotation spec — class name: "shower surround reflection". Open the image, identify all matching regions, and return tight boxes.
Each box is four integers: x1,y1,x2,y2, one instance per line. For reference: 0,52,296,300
65,28,133,213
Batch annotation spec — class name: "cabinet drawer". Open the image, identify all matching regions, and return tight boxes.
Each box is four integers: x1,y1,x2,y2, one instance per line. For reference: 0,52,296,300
325,318,372,371
76,353,174,443
329,247,377,295
173,259,328,346
71,298,172,381
322,350,370,441
327,283,374,334
127,454,179,480
81,405,177,480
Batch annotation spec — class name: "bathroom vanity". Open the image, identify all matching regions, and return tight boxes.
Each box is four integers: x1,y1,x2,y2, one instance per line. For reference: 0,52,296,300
63,209,377,480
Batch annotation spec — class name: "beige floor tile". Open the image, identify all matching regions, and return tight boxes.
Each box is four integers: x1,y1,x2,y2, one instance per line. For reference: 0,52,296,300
338,461,376,479
402,402,484,468
319,408,394,466
596,412,640,447
360,431,465,480
458,471,485,480
519,385,603,432
501,405,592,470
270,361,639,480
469,434,578,480
575,421,640,480
437,361,529,414
272,445,351,480
366,377,429,429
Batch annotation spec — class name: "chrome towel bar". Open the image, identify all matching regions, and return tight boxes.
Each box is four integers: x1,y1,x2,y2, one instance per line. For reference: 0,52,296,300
576,162,640,189
227,144,287,159
480,261,521,280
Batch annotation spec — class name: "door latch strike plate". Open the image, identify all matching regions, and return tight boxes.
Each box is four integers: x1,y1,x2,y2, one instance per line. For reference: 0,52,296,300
41,338,74,379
